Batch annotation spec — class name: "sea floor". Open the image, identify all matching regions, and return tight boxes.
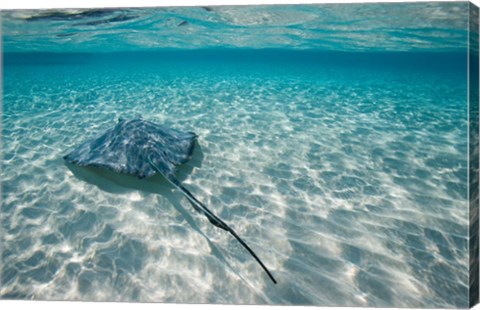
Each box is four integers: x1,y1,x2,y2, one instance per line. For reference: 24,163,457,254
1,53,470,307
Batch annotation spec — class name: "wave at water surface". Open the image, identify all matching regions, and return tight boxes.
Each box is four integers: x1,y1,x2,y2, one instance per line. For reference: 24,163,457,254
1,2,470,52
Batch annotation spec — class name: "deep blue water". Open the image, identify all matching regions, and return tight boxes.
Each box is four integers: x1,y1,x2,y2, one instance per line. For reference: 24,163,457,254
0,3,474,308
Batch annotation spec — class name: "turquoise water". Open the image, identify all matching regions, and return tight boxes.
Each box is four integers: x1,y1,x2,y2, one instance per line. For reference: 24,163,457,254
0,3,473,308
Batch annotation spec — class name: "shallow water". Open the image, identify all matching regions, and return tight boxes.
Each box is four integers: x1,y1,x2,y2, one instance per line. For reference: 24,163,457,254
0,3,474,308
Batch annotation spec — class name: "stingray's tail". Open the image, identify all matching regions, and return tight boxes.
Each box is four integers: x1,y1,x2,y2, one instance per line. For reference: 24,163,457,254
148,160,277,284
170,178,277,285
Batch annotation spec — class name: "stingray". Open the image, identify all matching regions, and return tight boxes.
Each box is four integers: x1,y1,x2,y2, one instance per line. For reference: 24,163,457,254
64,118,277,284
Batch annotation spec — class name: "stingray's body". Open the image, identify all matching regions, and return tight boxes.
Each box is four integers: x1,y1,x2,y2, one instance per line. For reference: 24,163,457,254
64,118,276,284
64,118,196,179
